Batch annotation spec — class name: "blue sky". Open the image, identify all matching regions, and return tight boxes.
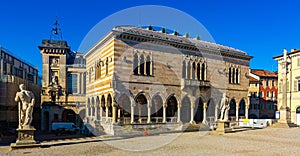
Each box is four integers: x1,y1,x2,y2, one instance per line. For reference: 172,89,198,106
1,0,300,74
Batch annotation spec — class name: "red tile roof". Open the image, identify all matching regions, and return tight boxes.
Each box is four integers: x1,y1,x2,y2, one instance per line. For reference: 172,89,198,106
251,69,277,77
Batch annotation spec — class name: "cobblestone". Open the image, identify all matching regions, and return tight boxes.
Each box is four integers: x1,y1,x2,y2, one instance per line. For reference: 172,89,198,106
1,127,300,155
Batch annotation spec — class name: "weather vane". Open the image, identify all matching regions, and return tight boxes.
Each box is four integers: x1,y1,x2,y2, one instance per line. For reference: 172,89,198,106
50,17,63,40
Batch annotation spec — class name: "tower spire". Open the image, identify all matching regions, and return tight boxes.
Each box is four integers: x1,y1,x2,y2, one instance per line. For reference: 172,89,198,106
50,17,63,41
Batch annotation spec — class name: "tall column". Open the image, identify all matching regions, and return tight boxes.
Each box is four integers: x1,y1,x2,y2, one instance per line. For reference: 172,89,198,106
131,105,135,124
245,105,249,119
100,105,103,122
236,105,239,121
279,48,290,123
177,103,181,123
163,103,167,123
190,103,195,124
112,102,117,123
202,102,207,124
147,105,151,123
105,105,109,123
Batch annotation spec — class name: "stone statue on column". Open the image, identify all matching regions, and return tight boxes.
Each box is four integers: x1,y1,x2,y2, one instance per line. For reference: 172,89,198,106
219,93,229,121
11,84,40,149
14,84,35,129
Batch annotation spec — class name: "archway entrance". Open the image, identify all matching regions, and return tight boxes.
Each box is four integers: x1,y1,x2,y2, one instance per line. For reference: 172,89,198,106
239,99,246,119
135,94,148,123
62,109,76,123
181,96,191,123
151,95,163,122
166,96,178,122
229,99,236,120
296,106,300,125
118,94,131,124
194,98,204,123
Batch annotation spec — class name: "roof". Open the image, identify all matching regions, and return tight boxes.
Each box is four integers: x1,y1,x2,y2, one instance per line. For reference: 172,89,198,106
113,26,250,57
251,69,277,77
273,49,300,59
249,75,260,82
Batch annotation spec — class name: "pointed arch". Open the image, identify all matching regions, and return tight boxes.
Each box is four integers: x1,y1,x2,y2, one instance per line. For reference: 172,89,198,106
107,94,113,117
182,60,186,79
96,96,100,120
238,99,246,117
197,63,201,80
146,55,151,76
187,61,191,79
201,62,206,80
139,54,145,75
133,53,139,75
229,98,236,120
151,94,163,120
181,95,191,123
166,95,178,118
236,68,239,84
194,97,204,123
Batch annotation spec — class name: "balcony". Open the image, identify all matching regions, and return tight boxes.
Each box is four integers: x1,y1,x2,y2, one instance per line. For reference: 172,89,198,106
181,79,210,88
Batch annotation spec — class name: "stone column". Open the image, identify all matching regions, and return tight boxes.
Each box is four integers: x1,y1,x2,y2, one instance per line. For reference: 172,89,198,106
236,105,239,121
131,105,135,124
177,102,181,122
245,105,249,119
100,105,103,122
190,103,195,124
147,105,151,123
112,102,117,123
105,105,109,123
202,102,207,124
163,102,167,123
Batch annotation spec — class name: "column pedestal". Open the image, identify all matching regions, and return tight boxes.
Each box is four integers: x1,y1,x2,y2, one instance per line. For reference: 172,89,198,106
215,120,232,134
11,128,40,149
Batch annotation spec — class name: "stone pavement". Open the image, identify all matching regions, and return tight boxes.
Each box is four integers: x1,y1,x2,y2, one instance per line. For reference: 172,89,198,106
1,127,300,155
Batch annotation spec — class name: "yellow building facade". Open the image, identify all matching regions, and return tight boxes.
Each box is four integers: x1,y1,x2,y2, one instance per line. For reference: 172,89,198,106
274,49,300,125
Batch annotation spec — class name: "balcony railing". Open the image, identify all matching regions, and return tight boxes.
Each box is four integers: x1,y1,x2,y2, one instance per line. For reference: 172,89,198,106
181,79,210,87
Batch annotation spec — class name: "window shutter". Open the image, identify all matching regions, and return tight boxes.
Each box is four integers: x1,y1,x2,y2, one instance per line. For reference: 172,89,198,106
294,80,297,91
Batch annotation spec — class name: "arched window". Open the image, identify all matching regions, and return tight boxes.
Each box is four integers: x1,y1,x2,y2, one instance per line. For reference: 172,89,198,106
236,68,239,84
228,67,231,83
146,55,151,76
197,63,200,80
140,54,145,75
96,61,101,79
105,57,109,76
201,63,205,80
133,54,139,75
232,67,235,84
187,61,191,79
192,62,196,80
182,61,186,79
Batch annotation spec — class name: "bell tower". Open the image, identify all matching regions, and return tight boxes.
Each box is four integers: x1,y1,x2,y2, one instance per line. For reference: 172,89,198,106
39,18,71,107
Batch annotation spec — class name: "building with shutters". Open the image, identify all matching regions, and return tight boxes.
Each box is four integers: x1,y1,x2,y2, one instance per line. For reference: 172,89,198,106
274,48,300,125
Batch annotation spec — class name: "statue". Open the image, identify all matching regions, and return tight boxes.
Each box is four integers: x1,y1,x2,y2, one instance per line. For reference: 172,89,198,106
219,93,229,121
15,84,35,129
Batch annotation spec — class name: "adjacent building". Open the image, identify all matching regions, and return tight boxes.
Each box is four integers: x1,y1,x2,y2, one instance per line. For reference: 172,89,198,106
0,46,41,131
248,69,278,119
84,26,252,134
39,21,86,132
274,49,300,125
